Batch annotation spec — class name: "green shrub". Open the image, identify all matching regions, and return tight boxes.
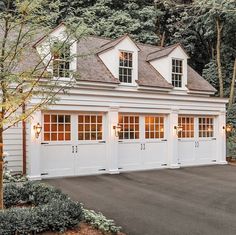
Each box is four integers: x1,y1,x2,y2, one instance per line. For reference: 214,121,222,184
1,182,83,234
83,208,121,234
3,183,22,208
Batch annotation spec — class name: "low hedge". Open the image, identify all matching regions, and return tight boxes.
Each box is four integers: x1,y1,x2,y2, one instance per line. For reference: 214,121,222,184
0,182,83,234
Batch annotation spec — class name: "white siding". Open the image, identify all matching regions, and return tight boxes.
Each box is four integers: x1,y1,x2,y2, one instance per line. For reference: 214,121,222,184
3,123,23,172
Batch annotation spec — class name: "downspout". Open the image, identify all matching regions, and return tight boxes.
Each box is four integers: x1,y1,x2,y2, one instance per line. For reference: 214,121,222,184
22,102,26,175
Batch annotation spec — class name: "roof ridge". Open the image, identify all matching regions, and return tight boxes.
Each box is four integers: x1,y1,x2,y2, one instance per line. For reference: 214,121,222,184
147,43,180,57
100,34,127,48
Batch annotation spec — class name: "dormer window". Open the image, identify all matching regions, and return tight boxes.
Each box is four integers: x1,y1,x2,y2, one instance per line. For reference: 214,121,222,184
52,42,70,78
119,51,133,83
172,59,183,88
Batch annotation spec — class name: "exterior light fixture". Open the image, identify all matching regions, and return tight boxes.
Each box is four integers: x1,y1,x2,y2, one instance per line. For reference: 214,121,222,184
33,123,42,138
174,125,183,134
113,124,122,137
223,123,233,133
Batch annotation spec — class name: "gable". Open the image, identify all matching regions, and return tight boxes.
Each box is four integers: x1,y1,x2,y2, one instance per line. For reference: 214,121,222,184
169,46,189,60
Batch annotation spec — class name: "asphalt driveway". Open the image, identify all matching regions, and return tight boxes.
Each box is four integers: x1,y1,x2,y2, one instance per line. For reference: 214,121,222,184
44,165,236,235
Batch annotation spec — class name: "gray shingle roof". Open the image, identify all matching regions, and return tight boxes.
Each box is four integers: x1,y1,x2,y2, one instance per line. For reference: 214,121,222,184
146,44,179,61
2,29,216,93
187,66,217,92
75,36,215,93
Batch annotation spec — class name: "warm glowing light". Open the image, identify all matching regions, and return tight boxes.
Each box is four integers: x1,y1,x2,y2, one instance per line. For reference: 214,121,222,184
119,52,125,60
207,126,213,132
33,123,42,138
113,124,122,137
225,124,233,133
174,125,183,134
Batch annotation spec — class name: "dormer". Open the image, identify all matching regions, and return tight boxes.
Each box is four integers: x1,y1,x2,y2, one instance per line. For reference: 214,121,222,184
33,23,77,80
97,35,140,86
147,44,189,90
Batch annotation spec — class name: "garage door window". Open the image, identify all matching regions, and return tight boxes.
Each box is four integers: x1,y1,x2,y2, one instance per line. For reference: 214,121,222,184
145,116,164,139
43,114,71,141
78,114,103,140
199,117,214,138
178,116,194,138
118,115,139,139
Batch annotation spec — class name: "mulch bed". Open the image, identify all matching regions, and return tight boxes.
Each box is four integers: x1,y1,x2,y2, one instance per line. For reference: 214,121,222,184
227,157,236,166
42,223,126,235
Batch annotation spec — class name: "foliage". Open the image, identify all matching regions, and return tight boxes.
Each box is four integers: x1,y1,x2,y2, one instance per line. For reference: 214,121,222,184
83,208,121,234
58,0,159,44
3,170,28,183
3,152,28,183
1,182,83,234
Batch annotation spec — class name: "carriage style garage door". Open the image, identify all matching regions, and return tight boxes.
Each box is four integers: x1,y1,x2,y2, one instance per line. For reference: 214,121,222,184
178,116,217,166
118,114,168,171
41,113,107,177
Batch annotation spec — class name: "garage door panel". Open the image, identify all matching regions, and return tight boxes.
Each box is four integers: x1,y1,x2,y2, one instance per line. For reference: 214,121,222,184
76,143,107,174
178,141,196,165
118,142,142,170
41,144,74,177
196,140,216,162
143,142,168,167
178,116,216,166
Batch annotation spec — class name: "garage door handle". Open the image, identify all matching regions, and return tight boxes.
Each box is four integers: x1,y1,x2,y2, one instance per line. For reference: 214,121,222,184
195,141,199,148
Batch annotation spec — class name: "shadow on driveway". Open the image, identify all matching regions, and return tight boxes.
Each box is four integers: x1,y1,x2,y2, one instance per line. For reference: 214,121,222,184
44,165,236,235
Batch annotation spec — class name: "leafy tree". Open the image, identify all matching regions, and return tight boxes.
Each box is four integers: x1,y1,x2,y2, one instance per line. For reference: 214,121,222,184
0,0,87,209
58,0,159,44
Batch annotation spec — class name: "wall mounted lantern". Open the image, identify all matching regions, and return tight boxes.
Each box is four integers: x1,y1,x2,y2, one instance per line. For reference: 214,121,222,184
223,123,233,133
174,125,183,134
113,124,122,137
33,123,42,138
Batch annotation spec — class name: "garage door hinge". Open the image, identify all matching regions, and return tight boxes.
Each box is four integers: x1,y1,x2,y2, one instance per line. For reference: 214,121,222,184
161,139,167,141
161,164,167,166
41,173,48,176
118,167,123,170
212,160,217,162
99,141,106,143
41,142,49,145
98,168,106,171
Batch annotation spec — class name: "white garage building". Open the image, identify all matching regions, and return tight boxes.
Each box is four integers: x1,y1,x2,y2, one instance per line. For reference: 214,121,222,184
4,24,228,179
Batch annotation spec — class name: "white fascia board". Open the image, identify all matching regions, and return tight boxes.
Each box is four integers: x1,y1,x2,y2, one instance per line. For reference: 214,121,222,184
137,85,172,92
75,81,119,88
187,90,216,96
65,87,228,104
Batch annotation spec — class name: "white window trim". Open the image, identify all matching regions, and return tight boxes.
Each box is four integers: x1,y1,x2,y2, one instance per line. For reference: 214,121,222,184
78,113,104,142
171,57,184,89
170,57,184,90
118,50,136,86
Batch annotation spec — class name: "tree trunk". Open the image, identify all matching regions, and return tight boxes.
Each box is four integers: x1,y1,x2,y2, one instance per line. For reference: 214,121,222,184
0,123,3,210
229,59,236,109
216,18,224,98
160,31,166,47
